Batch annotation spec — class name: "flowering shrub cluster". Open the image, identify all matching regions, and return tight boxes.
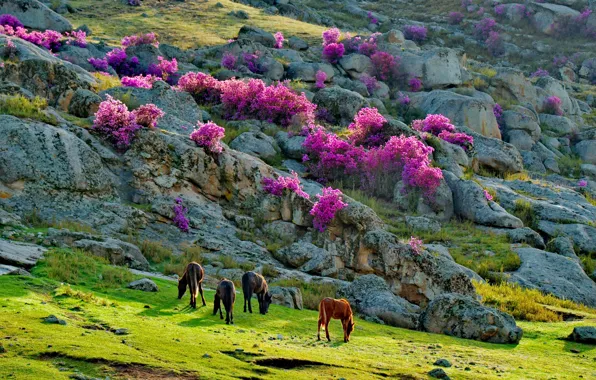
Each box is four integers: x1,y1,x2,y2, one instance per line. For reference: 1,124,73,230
175,71,221,103
262,171,310,199
486,31,504,57
448,11,465,25
88,57,109,71
493,103,504,128
133,103,164,128
348,107,387,147
310,187,348,232
322,28,341,45
172,198,190,233
315,70,327,89
189,121,225,153
409,77,422,92
0,14,23,29
322,42,345,64
367,11,378,25
0,23,70,51
403,25,427,42
357,33,380,57
552,8,596,39
221,52,237,70
121,32,159,48
274,31,284,49
64,30,88,48
483,189,493,201
105,48,140,76
370,51,400,82
121,74,158,88
93,95,146,148
409,236,423,255
543,96,563,116
531,68,549,78
578,180,588,187
413,114,474,151
360,74,378,95
474,18,497,40
147,56,178,81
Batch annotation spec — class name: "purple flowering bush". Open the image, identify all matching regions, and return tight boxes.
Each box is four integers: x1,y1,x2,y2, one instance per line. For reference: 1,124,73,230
486,31,504,57
409,77,422,92
172,198,190,233
348,107,387,147
322,42,345,64
105,48,139,76
448,11,465,25
315,70,327,89
474,18,497,40
0,14,23,29
310,187,348,232
370,51,399,82
403,25,427,42
221,52,237,70
322,28,341,46
531,68,549,78
93,95,143,148
262,171,310,199
189,121,226,154
543,96,563,116
413,114,474,151
360,74,378,95
121,32,159,48
175,71,221,103
121,74,158,89
133,103,164,128
274,31,284,49
409,236,423,255
88,57,109,71
493,103,504,128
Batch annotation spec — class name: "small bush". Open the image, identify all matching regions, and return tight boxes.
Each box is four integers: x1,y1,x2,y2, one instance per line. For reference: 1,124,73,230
557,155,582,178
0,95,57,125
512,199,537,229
92,72,122,92
272,278,337,310
261,264,279,278
140,240,173,264
220,255,239,269
162,245,204,276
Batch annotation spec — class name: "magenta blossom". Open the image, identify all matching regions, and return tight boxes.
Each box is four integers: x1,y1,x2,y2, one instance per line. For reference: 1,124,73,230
310,187,348,232
189,121,226,154
409,236,423,255
409,77,422,92
315,70,327,89
322,28,341,46
121,74,158,89
173,197,190,233
483,189,493,202
262,171,310,199
578,180,588,187
322,42,345,64
93,95,142,148
221,52,237,70
274,31,284,49
132,104,164,128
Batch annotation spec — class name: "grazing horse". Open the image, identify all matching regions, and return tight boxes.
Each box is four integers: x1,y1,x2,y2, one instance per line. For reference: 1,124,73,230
242,271,272,315
214,278,236,324
317,298,355,343
178,262,206,308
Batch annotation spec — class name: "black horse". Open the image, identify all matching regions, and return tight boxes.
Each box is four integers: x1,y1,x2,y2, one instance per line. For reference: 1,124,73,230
242,271,272,315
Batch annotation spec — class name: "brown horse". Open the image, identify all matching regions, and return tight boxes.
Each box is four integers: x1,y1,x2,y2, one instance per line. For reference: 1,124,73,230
178,262,206,309
214,278,236,324
242,271,272,315
317,298,355,343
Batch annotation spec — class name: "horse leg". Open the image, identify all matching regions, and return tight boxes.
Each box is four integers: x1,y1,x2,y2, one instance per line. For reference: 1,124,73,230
325,320,331,342
199,283,206,306
213,294,220,316
248,290,253,314
317,317,322,341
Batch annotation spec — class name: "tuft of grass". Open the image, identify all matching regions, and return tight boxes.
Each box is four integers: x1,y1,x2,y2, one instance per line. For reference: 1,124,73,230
54,284,113,306
0,95,57,125
475,280,596,322
475,67,497,78
21,209,97,234
271,278,337,310
162,245,205,276
220,255,240,269
261,264,279,279
504,171,531,182
512,199,537,229
139,240,174,264
92,72,122,92
557,155,582,178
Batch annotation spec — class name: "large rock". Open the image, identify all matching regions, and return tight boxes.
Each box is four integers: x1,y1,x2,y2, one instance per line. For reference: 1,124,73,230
491,68,538,107
530,2,580,35
229,131,279,162
420,293,523,344
127,278,159,292
539,114,578,137
73,238,150,270
103,81,203,135
339,54,373,79
412,91,500,138
68,89,101,118
574,140,596,165
567,327,596,344
501,108,541,150
237,25,276,47
0,264,30,276
274,242,332,276
338,274,420,329
537,221,596,255
0,116,115,195
312,86,369,126
0,240,46,269
508,247,596,307
421,49,463,89
444,172,523,228
285,62,334,82
275,131,305,160
0,36,95,109
535,76,579,115
459,125,524,174
269,286,303,309
0,0,72,32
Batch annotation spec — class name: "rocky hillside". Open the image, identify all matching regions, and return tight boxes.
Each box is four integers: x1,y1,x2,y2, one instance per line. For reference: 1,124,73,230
1,0,596,378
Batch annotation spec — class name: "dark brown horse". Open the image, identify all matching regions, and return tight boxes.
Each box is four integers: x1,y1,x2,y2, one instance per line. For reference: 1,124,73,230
317,298,355,343
214,278,236,324
242,271,272,315
178,262,206,309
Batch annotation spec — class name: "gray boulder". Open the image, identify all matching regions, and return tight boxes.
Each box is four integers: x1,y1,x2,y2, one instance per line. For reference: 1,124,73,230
444,172,523,228
73,238,150,270
269,286,303,309
237,25,276,47
420,49,463,89
0,264,31,276
531,2,580,35
0,0,72,32
506,227,546,249
567,326,596,344
492,68,538,107
285,62,334,82
0,240,46,269
420,293,523,344
339,54,373,79
539,114,578,137
275,131,305,160
127,278,159,292
338,274,420,329
574,140,596,165
547,236,579,263
508,247,596,307
229,132,279,161
288,36,308,50
312,86,369,126
535,76,579,116
459,126,524,174
274,242,332,276
537,221,596,254
405,216,441,234
68,89,101,118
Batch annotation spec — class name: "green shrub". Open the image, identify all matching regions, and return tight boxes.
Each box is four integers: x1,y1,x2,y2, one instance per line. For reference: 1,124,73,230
261,264,279,278
512,199,537,229
0,95,57,125
557,155,582,178
162,245,205,276
140,240,173,264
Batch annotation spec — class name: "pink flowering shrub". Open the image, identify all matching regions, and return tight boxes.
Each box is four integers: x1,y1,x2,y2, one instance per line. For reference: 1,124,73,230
357,34,380,57
448,11,464,25
403,25,427,42
483,189,493,201
493,103,504,128
578,180,588,187
121,74,158,89
148,56,178,80
413,114,474,151
88,57,109,71
494,5,505,17
242,51,266,74
93,95,142,148
322,42,345,64
348,107,387,147
310,187,348,232
360,74,378,95
132,104,164,128
438,131,474,151
274,31,284,49
474,18,497,40
262,171,310,199
189,121,226,153
370,51,399,82
175,71,221,103
221,52,237,70
64,30,87,48
315,70,327,89
322,28,341,46
486,31,504,57
106,48,139,76
409,236,423,255
531,68,549,78
409,77,422,92
0,14,23,29
173,198,190,233
121,32,159,48
544,96,563,116
1,26,63,50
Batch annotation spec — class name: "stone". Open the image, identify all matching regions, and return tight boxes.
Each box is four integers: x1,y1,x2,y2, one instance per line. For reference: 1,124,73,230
68,89,101,118
405,216,441,234
0,240,47,269
420,293,523,344
574,140,596,165
547,236,579,262
313,86,369,127
113,328,129,335
0,209,22,227
275,131,306,160
285,62,334,82
127,278,158,292
339,54,373,79
459,126,524,174
237,25,276,47
421,49,463,89
428,368,450,379
0,264,31,276
262,220,298,242
539,114,578,137
509,247,596,307
229,132,279,162
274,242,331,276
434,359,452,368
492,68,538,107
269,286,303,309
535,76,579,116
444,172,523,228
288,36,308,50
506,227,545,249
338,274,420,329
0,0,72,32
44,315,67,325
567,326,596,344
73,238,150,271
531,2,580,35
537,221,596,255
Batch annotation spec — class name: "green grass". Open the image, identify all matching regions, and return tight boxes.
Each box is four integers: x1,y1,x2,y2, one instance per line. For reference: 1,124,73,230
0,95,57,125
511,199,537,230
557,155,583,178
271,279,337,311
68,0,326,48
2,260,596,379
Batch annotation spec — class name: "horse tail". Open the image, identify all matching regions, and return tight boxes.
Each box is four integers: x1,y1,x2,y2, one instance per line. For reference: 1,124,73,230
319,299,327,330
